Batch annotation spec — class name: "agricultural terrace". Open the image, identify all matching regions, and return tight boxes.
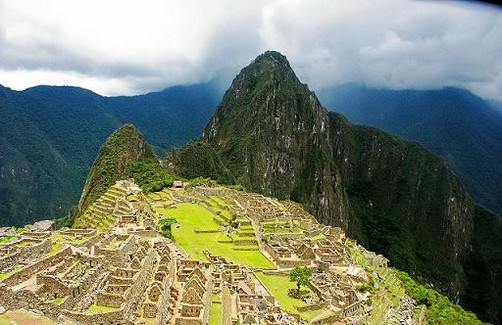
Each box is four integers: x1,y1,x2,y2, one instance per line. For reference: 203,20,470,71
156,201,274,269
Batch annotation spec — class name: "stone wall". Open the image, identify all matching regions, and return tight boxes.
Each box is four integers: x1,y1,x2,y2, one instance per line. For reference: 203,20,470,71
310,313,341,325
94,235,137,266
201,274,213,325
296,302,327,312
63,308,127,324
0,252,19,273
0,238,52,272
23,231,51,239
154,248,176,325
79,233,105,250
0,284,65,320
18,238,52,261
36,274,71,298
129,229,159,237
60,228,96,236
96,292,125,308
123,244,155,317
175,317,202,325
2,247,71,287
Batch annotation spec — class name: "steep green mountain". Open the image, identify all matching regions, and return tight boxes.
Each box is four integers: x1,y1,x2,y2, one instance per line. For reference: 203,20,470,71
317,84,502,214
169,51,501,323
77,124,158,213
0,81,221,226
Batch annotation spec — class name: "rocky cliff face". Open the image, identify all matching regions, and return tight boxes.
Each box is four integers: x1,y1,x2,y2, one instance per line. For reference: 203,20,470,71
77,124,158,213
203,51,351,229
329,113,473,291
171,51,500,323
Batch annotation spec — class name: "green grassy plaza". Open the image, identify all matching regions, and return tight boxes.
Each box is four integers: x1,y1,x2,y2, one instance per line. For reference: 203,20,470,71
160,202,274,269
255,272,325,321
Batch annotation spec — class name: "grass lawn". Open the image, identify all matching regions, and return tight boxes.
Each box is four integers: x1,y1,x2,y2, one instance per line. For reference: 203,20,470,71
209,294,222,325
0,235,15,243
85,304,118,313
309,234,325,240
54,296,66,304
163,203,274,269
255,272,326,321
210,196,229,207
255,272,307,314
0,266,22,281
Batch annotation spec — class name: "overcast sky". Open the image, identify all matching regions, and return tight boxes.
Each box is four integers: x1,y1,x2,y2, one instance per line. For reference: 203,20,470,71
0,0,501,99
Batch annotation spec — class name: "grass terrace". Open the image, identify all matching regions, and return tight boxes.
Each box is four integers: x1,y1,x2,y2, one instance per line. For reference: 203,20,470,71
255,272,326,321
209,196,229,207
209,294,222,325
85,304,118,313
0,235,15,244
0,266,23,281
162,202,274,269
260,220,304,236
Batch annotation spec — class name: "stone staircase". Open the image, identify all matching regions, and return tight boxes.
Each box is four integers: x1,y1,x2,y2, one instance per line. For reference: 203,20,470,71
75,182,135,230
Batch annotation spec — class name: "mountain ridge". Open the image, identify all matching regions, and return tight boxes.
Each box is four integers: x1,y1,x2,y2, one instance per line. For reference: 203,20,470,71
170,50,501,323
0,81,221,226
317,83,502,214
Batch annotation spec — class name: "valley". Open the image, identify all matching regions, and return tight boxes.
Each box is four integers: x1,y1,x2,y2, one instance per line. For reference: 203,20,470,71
0,50,499,324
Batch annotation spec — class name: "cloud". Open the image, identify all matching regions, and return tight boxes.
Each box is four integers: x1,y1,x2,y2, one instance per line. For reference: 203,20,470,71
0,0,501,99
260,0,502,99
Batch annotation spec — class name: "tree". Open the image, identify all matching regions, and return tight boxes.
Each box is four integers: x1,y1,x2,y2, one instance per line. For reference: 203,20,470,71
158,218,178,239
289,267,312,296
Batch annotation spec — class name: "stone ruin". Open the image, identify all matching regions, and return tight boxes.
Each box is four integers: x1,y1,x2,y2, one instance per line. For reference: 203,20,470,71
0,183,410,324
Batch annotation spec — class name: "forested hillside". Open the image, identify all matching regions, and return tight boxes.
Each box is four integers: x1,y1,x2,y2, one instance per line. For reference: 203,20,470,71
317,84,502,214
0,82,221,226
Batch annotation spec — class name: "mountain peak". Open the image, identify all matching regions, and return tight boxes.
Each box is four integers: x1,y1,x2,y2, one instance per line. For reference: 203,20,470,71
201,50,342,224
77,123,157,212
225,51,300,98
252,50,292,71
203,51,326,147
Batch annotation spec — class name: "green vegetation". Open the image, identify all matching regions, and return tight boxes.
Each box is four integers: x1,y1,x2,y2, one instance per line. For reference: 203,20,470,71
186,177,217,188
0,235,14,243
459,205,502,323
256,272,323,321
256,272,307,314
318,84,502,214
0,82,219,227
127,159,176,192
85,304,118,313
158,217,177,239
209,196,229,207
0,266,22,281
222,184,245,191
159,50,502,323
396,269,484,324
289,267,312,296
167,140,235,184
163,202,274,269
209,294,222,325
77,124,159,213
